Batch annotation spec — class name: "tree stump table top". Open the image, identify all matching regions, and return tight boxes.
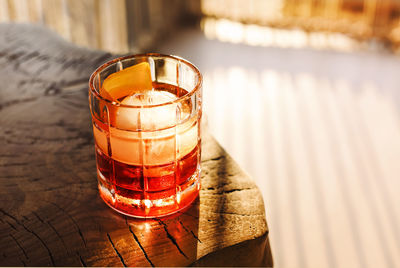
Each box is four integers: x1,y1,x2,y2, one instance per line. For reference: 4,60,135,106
0,23,272,267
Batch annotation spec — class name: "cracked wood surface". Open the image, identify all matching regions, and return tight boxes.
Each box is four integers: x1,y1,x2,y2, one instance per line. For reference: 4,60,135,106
0,23,272,267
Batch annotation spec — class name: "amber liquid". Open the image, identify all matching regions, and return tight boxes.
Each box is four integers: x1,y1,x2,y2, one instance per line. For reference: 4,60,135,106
93,83,201,218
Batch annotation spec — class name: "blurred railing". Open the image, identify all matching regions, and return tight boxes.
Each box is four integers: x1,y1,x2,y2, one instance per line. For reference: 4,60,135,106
0,0,200,53
2,0,400,53
201,0,400,52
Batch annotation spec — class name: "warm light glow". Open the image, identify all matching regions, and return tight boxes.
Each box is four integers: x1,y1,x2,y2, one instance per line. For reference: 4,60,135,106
143,199,152,208
200,0,284,23
199,0,400,53
176,191,181,204
131,199,141,207
144,222,151,231
201,17,359,52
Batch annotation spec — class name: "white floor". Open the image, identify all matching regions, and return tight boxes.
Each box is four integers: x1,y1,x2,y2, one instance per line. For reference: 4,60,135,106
156,28,400,268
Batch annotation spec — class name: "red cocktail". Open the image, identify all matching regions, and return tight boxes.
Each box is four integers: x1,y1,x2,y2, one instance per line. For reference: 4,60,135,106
89,54,202,218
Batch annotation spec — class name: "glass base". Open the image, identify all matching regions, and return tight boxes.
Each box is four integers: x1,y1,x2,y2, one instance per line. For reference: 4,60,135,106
97,168,201,218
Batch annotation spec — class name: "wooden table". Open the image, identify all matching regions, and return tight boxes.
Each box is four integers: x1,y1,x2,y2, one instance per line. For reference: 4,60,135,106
0,24,272,267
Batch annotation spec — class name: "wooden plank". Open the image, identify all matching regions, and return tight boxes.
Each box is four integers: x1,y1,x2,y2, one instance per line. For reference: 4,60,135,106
42,0,70,40
65,0,99,49
97,0,128,53
27,0,43,23
0,0,10,22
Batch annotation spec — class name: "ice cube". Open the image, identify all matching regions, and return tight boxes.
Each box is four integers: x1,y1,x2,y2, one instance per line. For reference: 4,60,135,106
115,90,178,130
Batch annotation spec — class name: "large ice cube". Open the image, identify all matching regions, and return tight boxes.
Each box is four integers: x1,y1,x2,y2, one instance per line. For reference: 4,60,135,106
107,118,198,165
115,90,178,130
92,90,198,166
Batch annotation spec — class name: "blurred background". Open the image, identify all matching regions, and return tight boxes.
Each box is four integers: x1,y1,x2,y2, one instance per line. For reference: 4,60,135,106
2,0,400,267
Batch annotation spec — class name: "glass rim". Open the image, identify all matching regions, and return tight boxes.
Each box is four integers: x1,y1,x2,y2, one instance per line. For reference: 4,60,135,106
89,53,202,109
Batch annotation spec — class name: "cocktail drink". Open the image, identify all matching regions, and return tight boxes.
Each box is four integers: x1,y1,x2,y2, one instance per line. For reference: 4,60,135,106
89,54,202,218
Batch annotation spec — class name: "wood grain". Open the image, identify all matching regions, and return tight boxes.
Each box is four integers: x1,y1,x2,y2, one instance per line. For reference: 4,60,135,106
0,23,271,266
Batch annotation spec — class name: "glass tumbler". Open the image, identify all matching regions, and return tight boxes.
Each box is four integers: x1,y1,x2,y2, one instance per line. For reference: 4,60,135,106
89,54,202,218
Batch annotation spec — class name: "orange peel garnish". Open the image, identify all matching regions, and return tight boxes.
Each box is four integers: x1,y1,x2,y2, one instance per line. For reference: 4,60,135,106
101,62,153,101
